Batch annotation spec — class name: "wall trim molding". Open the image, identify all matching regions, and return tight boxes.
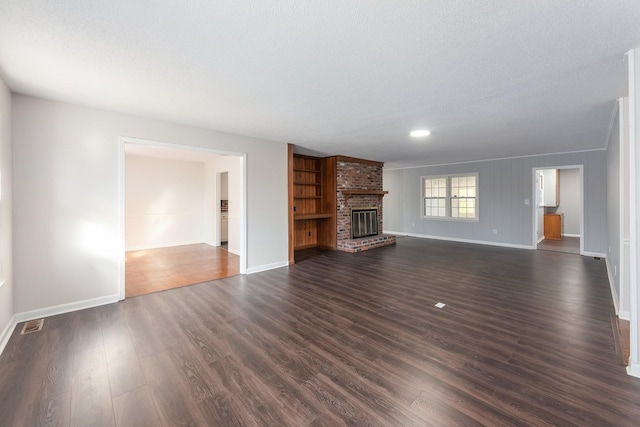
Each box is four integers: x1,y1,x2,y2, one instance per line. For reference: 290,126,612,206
385,231,533,250
563,233,581,238
620,310,631,321
606,257,620,315
0,293,120,357
0,315,17,357
125,240,208,252
582,251,607,258
14,294,120,324
387,231,607,258
246,260,289,275
384,148,605,171
627,363,640,378
604,98,621,151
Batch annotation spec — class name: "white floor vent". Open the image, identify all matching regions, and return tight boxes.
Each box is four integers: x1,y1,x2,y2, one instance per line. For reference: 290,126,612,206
21,319,44,335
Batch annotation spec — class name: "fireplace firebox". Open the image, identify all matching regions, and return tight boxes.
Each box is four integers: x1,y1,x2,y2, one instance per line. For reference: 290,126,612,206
351,208,378,239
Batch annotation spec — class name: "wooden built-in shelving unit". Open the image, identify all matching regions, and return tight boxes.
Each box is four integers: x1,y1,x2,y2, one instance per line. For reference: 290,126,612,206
288,146,337,261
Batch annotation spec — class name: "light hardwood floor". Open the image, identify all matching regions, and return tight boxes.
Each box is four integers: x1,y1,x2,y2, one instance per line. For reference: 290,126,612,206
125,243,240,297
1,237,639,426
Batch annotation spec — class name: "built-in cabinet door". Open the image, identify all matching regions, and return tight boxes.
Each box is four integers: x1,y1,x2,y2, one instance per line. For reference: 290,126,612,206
544,213,563,240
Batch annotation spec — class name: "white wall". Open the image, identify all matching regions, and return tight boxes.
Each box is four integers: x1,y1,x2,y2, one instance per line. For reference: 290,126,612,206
0,76,13,349
125,155,206,251
12,95,288,314
557,168,581,236
384,150,607,254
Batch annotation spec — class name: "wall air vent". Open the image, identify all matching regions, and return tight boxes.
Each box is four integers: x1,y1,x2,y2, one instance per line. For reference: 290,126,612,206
21,319,44,335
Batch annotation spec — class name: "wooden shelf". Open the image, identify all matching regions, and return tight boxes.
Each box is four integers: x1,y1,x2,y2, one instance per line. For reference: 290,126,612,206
342,189,388,198
293,168,320,173
290,153,337,255
294,213,333,220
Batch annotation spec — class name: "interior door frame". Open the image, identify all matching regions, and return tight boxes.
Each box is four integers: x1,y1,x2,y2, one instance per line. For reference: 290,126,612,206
531,164,584,255
118,136,247,301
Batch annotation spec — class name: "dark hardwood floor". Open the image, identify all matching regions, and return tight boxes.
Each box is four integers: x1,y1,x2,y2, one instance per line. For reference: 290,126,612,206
537,236,580,255
1,237,640,426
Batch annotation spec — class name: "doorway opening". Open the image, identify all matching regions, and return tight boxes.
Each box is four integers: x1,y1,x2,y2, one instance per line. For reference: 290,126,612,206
119,138,246,299
533,166,583,255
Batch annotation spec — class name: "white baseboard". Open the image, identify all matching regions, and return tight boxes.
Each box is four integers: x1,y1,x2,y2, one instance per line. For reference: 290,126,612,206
384,231,532,250
246,260,289,274
582,251,607,258
384,230,410,236
563,233,581,238
605,257,620,315
0,314,18,357
537,236,545,244
125,240,205,252
619,310,630,321
628,363,640,379
0,293,120,357
13,294,121,324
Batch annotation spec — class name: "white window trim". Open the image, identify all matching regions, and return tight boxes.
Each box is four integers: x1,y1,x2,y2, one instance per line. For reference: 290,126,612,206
421,173,479,222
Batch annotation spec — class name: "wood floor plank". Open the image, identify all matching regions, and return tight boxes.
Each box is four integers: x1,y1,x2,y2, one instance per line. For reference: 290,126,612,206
140,350,208,426
24,391,72,427
2,237,640,426
106,350,145,398
70,365,115,427
198,392,260,427
113,385,160,427
208,356,289,427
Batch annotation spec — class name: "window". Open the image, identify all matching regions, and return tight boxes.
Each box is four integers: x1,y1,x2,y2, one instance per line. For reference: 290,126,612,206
423,176,447,218
422,173,478,220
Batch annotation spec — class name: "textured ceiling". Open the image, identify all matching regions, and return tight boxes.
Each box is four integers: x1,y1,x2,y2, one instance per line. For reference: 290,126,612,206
1,1,639,168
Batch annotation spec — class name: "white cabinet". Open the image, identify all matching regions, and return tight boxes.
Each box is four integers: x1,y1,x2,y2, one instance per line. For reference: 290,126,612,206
541,169,559,207
221,213,228,242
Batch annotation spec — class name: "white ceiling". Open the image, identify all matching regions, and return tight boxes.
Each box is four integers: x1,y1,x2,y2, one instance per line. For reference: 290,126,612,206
1,1,639,168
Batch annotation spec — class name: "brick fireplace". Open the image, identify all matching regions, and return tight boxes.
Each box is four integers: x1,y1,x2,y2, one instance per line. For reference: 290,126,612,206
336,157,396,253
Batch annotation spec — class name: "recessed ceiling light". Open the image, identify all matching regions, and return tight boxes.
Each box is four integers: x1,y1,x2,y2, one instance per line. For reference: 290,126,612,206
410,129,431,137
